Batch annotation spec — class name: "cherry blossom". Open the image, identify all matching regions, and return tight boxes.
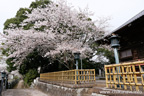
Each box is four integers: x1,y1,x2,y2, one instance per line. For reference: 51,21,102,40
1,1,109,68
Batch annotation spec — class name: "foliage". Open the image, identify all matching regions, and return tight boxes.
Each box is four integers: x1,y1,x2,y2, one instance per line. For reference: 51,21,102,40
2,0,109,70
6,58,17,72
96,47,115,64
4,18,19,29
41,60,68,73
1,48,9,56
4,8,31,29
81,58,95,69
30,0,51,8
2,0,51,86
19,50,48,74
4,0,50,30
79,58,103,74
1,0,111,85
13,75,19,80
80,47,114,74
24,69,39,86
19,50,49,85
16,8,31,18
23,23,34,30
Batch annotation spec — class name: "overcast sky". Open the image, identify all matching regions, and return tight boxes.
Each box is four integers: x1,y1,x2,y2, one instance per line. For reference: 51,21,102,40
0,0,144,33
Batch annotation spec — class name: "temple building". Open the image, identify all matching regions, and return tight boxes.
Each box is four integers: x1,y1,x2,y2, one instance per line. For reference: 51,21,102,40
97,10,144,64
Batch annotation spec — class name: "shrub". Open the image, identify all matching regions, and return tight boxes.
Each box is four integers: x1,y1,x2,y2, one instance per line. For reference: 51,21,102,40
24,69,39,86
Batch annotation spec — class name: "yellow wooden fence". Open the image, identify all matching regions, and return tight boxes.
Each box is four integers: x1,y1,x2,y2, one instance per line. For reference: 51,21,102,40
40,69,95,84
105,61,144,91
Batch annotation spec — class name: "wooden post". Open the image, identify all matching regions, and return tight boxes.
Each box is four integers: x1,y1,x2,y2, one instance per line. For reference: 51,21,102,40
113,66,117,88
105,66,108,88
117,66,121,89
89,70,91,82
109,68,112,88
138,64,144,90
129,66,133,91
62,71,64,83
94,69,96,82
78,70,80,84
84,70,86,83
121,66,127,90
132,65,139,91
126,66,132,90
75,70,77,84
130,66,133,82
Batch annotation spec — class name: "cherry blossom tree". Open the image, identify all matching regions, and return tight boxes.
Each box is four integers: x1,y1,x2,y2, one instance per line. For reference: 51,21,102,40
1,1,109,69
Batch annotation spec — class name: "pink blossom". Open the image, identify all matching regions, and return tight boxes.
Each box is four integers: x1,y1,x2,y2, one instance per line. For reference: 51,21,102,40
1,0,109,66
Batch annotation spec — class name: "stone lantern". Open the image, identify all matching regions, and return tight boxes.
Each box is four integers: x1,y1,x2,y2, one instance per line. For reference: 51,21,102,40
109,34,120,64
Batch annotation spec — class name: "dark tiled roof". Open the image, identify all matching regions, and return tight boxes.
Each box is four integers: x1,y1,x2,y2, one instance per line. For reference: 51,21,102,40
96,10,144,42
112,10,144,33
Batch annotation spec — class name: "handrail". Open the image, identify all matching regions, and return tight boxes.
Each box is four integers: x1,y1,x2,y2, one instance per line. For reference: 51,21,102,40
105,60,144,91
40,69,95,84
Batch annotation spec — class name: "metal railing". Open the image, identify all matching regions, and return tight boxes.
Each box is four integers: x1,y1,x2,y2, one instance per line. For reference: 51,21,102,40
40,69,95,84
105,61,144,91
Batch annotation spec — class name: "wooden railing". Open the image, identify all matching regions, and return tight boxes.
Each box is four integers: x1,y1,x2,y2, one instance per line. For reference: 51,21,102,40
40,69,95,84
105,61,144,91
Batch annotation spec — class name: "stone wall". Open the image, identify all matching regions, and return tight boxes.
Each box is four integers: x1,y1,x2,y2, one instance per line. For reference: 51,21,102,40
34,79,91,96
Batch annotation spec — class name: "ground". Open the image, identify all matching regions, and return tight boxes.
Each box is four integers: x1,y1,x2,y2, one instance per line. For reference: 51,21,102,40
2,79,144,96
2,80,50,96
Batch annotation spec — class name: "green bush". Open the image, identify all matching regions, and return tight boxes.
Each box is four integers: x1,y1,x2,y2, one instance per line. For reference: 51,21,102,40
19,50,48,86
24,69,39,86
6,58,17,72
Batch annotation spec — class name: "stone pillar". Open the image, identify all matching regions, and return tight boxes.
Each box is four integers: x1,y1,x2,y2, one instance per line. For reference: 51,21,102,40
99,69,101,76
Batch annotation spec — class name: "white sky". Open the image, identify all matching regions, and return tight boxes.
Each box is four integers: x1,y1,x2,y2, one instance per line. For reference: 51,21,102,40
0,0,144,33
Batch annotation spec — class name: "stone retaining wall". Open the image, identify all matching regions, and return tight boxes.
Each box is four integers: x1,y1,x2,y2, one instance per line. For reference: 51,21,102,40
35,81,90,96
